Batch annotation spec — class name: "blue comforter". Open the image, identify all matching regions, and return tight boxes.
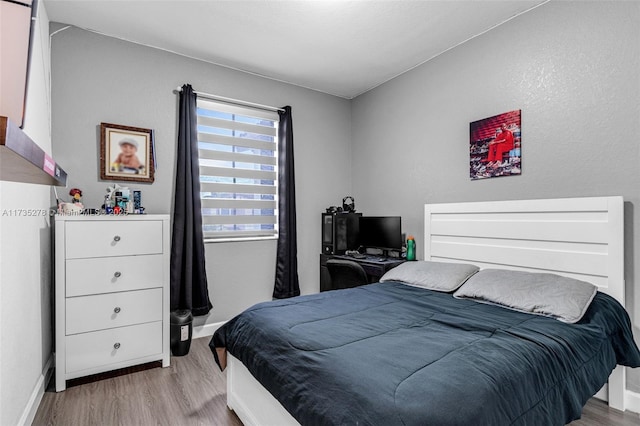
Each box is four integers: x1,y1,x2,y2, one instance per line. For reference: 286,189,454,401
210,282,640,425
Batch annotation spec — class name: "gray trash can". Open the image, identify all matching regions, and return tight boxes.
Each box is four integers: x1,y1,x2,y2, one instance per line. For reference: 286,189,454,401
170,309,193,356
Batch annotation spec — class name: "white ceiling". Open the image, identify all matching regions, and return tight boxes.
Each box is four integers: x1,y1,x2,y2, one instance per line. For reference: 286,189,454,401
43,0,548,99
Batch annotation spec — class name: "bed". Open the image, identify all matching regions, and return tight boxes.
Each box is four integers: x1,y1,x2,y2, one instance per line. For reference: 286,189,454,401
210,196,640,425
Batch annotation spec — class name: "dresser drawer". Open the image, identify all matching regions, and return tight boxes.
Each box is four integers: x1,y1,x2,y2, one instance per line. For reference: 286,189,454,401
66,321,163,374
66,288,163,335
66,255,164,297
65,220,163,259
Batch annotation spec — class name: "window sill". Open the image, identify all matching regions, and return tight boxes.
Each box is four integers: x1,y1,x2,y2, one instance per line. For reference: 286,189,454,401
204,235,278,244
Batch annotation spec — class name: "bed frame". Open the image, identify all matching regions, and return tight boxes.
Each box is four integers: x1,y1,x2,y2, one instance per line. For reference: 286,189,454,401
225,196,627,425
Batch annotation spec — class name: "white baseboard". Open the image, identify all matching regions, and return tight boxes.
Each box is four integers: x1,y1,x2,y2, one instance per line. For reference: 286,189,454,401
193,320,227,339
18,354,53,426
626,389,640,414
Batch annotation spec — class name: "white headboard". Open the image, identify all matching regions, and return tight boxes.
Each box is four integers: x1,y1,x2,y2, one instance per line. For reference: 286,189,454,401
424,196,626,409
424,196,624,302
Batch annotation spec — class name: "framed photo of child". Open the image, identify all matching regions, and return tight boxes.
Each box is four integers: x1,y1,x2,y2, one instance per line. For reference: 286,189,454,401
100,122,155,183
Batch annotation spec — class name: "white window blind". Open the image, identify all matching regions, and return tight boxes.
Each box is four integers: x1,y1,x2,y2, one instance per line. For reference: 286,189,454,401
196,98,279,240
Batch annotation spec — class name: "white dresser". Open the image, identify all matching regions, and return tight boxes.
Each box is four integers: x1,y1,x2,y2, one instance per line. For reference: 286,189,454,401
54,214,170,391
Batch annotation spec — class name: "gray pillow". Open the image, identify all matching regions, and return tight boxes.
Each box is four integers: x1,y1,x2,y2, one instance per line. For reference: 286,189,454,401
379,260,479,292
453,269,597,323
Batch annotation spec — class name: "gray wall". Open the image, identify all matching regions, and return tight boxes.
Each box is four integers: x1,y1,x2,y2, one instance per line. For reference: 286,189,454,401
351,1,640,391
50,25,353,324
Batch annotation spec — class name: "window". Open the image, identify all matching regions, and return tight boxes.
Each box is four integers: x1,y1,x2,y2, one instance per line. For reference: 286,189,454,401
196,98,279,240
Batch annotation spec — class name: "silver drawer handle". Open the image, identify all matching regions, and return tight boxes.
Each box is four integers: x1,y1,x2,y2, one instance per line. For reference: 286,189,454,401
113,342,121,349
113,235,121,242
114,271,122,278
114,307,121,314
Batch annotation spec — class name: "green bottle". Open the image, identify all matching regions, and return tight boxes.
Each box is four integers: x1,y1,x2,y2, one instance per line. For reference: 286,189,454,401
406,235,416,261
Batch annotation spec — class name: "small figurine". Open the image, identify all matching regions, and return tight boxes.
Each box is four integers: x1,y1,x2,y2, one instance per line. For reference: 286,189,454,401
59,188,84,214
69,188,82,204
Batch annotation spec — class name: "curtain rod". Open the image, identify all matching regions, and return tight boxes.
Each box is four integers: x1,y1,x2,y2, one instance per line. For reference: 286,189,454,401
175,86,284,113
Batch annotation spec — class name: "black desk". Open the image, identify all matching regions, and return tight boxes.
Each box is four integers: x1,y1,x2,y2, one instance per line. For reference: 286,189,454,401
320,254,405,292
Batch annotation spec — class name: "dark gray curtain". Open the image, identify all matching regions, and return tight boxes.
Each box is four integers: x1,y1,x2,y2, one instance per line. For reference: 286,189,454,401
170,84,212,316
273,106,300,299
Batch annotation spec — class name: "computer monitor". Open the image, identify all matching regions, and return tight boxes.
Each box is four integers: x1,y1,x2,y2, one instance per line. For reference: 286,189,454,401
358,216,402,253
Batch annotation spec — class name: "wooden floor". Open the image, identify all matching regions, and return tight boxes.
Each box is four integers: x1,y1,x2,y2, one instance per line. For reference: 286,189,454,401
34,337,640,426
34,338,242,426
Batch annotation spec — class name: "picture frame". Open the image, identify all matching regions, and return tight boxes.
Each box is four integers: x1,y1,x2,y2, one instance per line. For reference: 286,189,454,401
469,109,521,180
100,122,155,183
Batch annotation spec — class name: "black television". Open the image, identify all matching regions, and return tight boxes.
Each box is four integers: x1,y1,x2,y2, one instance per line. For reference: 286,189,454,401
358,216,402,253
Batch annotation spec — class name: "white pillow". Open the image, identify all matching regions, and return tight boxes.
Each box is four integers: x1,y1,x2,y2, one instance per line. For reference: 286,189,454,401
380,261,479,292
453,269,597,323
